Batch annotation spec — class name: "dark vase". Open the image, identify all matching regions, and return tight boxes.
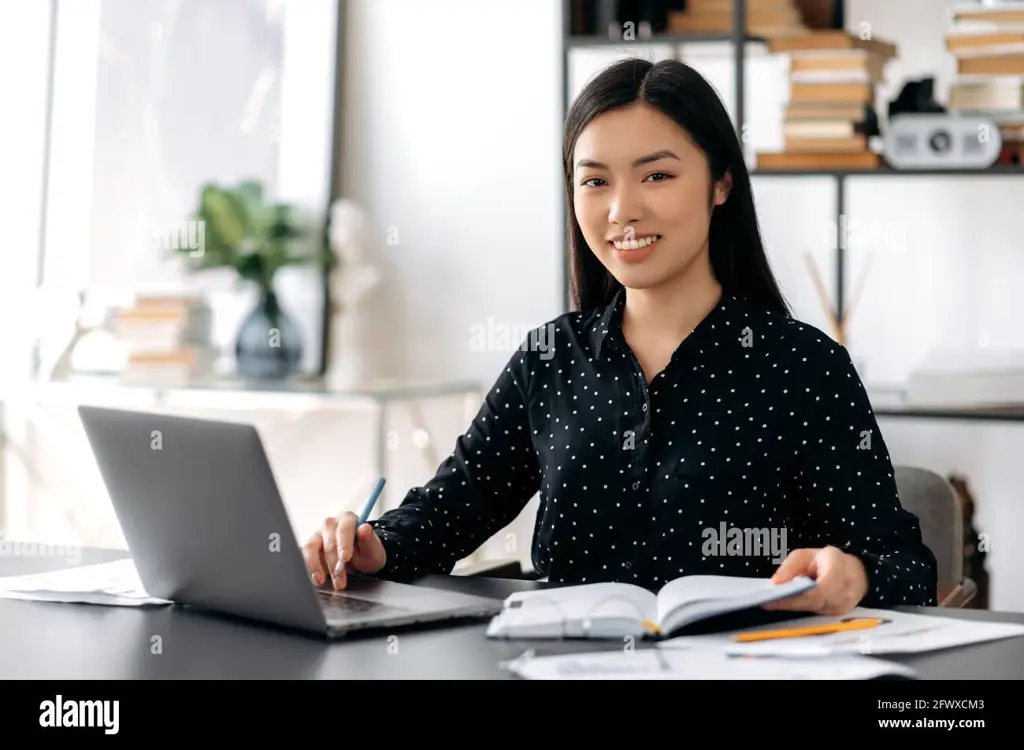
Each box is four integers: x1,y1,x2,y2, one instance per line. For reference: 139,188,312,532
234,287,303,380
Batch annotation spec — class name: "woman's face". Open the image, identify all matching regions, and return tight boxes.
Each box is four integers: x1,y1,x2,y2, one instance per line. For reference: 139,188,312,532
572,102,729,290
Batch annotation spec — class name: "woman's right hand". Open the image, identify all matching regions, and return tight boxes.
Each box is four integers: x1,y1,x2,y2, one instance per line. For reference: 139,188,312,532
303,512,387,590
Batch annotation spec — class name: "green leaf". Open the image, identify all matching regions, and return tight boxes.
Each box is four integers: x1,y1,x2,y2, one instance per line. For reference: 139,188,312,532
180,179,321,285
199,184,250,249
231,180,266,236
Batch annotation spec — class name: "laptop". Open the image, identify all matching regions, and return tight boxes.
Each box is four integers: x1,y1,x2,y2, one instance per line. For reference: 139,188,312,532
76,405,505,638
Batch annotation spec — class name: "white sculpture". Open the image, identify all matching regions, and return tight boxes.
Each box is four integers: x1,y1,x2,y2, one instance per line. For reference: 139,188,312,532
325,199,381,389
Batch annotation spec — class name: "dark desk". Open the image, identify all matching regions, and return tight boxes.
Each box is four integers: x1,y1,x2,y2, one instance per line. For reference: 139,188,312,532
2,547,1023,679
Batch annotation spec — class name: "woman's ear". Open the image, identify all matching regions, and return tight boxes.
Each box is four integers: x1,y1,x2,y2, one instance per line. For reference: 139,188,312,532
713,171,732,206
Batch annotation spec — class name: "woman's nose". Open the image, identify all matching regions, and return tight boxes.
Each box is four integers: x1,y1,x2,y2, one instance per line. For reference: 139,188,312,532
607,186,643,226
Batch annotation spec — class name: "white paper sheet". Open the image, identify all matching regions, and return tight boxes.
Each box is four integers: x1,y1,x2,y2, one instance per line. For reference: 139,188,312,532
657,606,1024,657
501,647,918,680
0,558,171,607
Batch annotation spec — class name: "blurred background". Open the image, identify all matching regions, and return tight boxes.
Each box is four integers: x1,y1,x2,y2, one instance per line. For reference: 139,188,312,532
1,0,1022,611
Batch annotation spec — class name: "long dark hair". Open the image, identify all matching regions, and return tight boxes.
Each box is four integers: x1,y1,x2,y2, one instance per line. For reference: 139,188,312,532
563,57,790,317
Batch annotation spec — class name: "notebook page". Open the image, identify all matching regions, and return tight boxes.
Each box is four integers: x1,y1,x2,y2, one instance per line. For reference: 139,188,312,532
656,575,798,623
503,582,657,623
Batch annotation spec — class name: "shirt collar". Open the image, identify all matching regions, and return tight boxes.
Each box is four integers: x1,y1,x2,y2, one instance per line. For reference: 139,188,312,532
588,286,741,362
589,287,627,360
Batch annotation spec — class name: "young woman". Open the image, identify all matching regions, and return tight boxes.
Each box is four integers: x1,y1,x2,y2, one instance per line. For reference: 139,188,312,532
303,57,938,615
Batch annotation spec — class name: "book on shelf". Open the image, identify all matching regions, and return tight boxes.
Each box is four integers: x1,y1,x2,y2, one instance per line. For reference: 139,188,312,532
754,150,879,169
120,349,212,388
667,0,809,37
950,1,1024,30
757,30,897,170
485,574,817,640
766,30,898,57
944,2,1024,166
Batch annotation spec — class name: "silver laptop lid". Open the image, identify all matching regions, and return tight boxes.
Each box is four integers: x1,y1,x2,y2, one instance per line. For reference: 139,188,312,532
77,405,328,634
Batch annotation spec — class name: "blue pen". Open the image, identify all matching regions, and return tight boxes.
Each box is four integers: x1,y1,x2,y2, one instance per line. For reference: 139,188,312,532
336,477,386,575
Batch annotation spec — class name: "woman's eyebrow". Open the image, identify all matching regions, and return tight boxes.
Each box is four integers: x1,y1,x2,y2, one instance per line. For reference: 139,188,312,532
574,150,681,171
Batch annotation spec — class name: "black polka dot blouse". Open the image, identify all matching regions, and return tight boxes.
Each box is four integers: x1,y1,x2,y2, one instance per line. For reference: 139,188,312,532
369,288,939,608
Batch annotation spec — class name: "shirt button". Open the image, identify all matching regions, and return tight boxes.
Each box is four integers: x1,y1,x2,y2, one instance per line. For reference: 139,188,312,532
632,481,640,490
623,561,632,570
642,403,648,412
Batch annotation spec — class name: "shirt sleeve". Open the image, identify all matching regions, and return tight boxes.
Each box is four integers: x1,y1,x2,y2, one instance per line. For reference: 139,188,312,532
793,342,938,608
366,344,541,580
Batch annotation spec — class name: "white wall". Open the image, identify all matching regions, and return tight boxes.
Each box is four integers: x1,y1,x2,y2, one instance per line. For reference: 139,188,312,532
337,0,564,385
333,0,564,560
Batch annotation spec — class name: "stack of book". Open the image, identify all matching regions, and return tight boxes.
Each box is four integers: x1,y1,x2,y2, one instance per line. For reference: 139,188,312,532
757,30,899,170
110,294,216,387
945,1,1024,165
666,0,809,37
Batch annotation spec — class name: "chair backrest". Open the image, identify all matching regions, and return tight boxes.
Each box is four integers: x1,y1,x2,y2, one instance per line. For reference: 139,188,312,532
893,465,962,596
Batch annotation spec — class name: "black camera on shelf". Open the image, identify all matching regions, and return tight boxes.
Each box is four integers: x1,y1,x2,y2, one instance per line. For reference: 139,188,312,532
928,129,953,155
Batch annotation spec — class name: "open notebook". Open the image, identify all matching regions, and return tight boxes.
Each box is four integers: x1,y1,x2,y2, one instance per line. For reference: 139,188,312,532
486,575,817,640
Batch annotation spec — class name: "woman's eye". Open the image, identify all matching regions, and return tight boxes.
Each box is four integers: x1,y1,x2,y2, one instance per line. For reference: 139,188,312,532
581,177,605,188
646,172,671,182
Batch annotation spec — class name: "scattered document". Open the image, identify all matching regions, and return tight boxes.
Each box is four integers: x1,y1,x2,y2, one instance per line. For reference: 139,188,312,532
658,606,1024,657
501,647,918,680
486,575,817,639
0,558,171,607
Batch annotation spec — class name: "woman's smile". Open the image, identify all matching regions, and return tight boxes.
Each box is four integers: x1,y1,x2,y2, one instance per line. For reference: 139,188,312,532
610,234,661,263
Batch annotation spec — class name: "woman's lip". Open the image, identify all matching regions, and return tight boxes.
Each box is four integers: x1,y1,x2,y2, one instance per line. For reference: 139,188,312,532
607,235,660,248
609,236,660,262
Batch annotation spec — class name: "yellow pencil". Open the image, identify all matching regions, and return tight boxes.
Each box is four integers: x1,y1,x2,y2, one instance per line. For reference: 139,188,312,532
734,618,884,643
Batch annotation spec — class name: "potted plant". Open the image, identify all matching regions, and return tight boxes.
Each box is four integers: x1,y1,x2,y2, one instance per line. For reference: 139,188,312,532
176,179,329,380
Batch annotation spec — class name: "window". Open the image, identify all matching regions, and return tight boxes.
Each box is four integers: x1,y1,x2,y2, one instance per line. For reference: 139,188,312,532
35,0,340,377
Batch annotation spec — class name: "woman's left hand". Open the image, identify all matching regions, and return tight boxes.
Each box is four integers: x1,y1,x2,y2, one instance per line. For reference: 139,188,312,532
763,546,869,615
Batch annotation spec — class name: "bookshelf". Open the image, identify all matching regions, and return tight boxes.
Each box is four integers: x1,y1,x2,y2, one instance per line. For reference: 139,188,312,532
561,0,1024,423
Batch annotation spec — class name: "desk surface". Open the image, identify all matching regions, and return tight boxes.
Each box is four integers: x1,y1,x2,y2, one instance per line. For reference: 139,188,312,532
2,547,1023,679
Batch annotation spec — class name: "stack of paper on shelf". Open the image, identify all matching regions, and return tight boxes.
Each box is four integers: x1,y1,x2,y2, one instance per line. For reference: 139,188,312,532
904,347,1024,409
945,1,1024,165
758,30,899,170
666,0,808,37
